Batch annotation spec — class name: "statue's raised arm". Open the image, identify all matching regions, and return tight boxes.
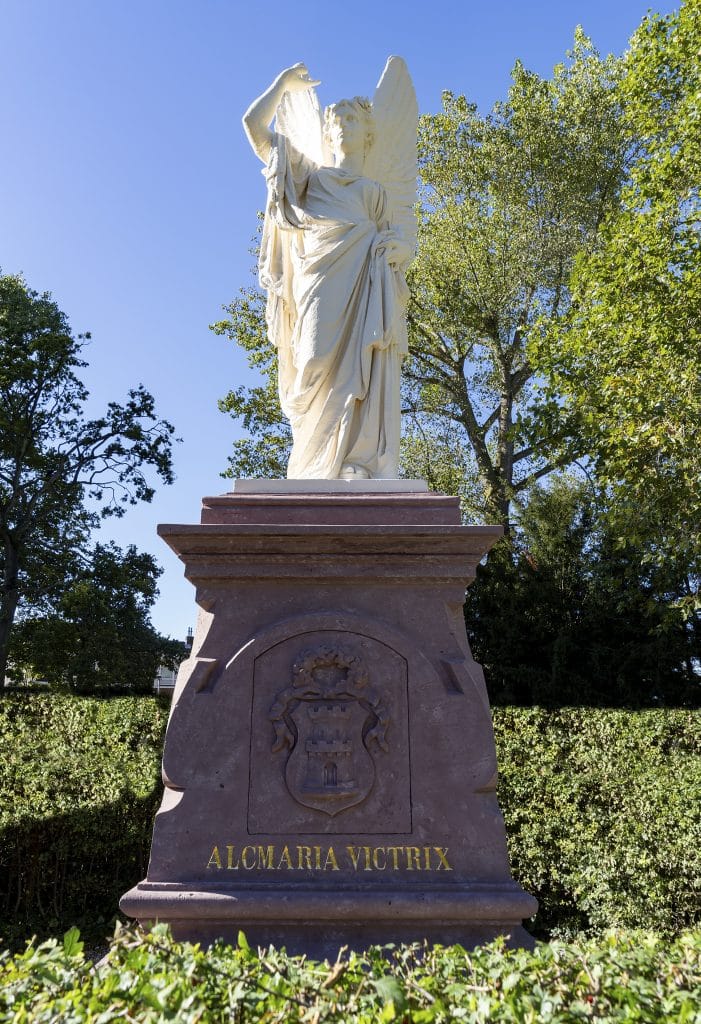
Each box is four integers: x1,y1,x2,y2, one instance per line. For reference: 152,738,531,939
245,57,418,481
242,63,322,164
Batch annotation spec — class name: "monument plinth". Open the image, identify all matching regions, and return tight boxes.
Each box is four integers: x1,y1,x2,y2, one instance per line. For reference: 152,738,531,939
120,484,537,955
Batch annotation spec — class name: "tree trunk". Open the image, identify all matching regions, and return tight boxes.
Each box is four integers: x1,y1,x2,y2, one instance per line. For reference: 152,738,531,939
492,379,515,533
0,539,20,688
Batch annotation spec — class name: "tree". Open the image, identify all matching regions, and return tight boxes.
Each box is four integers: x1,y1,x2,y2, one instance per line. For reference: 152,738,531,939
212,246,291,480
214,33,632,527
465,475,700,707
531,2,701,575
9,543,186,693
406,31,631,525
0,275,176,683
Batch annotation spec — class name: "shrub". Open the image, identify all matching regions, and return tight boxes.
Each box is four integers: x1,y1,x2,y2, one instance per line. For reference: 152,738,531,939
1,925,700,1022
0,694,167,947
0,695,699,948
494,707,701,937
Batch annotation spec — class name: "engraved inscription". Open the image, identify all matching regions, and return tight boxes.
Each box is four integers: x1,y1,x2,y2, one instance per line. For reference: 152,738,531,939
206,843,453,872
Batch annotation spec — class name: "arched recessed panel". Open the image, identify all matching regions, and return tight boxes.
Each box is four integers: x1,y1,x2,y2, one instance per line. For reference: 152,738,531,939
247,629,410,835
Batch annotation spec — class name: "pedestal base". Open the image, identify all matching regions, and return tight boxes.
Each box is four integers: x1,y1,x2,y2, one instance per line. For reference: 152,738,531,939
121,487,536,955
121,883,535,957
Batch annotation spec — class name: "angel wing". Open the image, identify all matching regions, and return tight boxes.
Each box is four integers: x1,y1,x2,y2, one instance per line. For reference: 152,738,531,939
364,56,419,263
275,86,331,168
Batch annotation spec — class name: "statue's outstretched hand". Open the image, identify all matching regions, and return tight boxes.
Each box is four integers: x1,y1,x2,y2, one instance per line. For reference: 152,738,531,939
244,63,321,164
279,63,321,93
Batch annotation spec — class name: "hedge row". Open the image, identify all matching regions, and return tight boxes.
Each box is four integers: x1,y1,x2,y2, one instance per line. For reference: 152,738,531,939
0,695,168,946
494,707,701,938
0,696,699,946
2,925,700,1022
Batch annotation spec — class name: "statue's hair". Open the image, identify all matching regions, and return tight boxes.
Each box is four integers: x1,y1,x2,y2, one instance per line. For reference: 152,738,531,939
323,96,375,152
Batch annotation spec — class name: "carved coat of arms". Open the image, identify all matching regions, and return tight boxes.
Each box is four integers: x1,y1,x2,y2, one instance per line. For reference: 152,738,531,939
269,645,389,816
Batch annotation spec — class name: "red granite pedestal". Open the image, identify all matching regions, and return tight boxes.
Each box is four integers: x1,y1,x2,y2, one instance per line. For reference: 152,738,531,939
120,484,537,956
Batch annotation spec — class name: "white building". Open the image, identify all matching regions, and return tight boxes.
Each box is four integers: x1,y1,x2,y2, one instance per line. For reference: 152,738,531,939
154,627,193,695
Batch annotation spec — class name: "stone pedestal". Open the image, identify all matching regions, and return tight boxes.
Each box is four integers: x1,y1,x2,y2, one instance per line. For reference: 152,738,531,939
121,484,537,956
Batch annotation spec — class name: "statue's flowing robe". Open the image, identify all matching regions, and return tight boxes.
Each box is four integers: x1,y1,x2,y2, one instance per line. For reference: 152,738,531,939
259,133,409,479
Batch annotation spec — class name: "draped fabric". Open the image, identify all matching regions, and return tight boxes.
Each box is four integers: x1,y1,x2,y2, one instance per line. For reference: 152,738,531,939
259,133,409,479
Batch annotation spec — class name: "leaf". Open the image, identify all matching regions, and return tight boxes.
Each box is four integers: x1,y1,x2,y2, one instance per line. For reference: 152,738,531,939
373,975,407,1011
62,926,83,958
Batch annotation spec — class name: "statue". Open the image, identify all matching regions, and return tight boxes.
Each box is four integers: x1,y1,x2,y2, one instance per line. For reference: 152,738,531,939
243,58,418,480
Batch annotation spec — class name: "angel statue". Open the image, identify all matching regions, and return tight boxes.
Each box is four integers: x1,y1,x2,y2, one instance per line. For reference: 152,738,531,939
242,58,418,480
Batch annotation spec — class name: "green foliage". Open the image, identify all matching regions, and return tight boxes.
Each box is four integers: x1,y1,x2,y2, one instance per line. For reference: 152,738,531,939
212,280,291,479
1,924,700,1022
405,30,630,524
9,543,187,693
399,421,484,518
1,696,699,952
0,694,167,947
531,2,701,571
494,707,701,938
0,274,177,682
466,476,700,707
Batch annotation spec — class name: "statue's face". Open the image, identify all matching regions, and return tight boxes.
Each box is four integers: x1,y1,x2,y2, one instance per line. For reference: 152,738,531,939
326,101,368,159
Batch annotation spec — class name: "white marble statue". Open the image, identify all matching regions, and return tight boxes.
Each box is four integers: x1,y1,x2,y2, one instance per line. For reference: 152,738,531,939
243,58,418,480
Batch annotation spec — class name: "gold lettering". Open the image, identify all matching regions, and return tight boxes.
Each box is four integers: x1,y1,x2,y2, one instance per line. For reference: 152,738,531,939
277,845,293,869
434,847,453,870
257,845,275,870
324,846,340,871
387,846,401,870
405,846,422,870
208,840,454,873
346,846,362,871
372,847,387,870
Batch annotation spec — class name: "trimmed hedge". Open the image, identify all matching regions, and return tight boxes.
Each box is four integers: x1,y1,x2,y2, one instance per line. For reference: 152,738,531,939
494,708,701,938
0,696,699,947
1,925,700,1022
0,695,167,946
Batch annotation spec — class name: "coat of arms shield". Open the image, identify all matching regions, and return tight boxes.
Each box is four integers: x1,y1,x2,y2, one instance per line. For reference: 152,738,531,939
270,645,389,817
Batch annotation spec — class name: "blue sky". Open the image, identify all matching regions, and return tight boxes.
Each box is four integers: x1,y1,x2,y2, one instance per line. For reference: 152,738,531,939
1,0,673,640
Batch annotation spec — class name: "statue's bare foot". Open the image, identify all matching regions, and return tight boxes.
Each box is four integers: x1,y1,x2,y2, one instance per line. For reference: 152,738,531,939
340,464,371,480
